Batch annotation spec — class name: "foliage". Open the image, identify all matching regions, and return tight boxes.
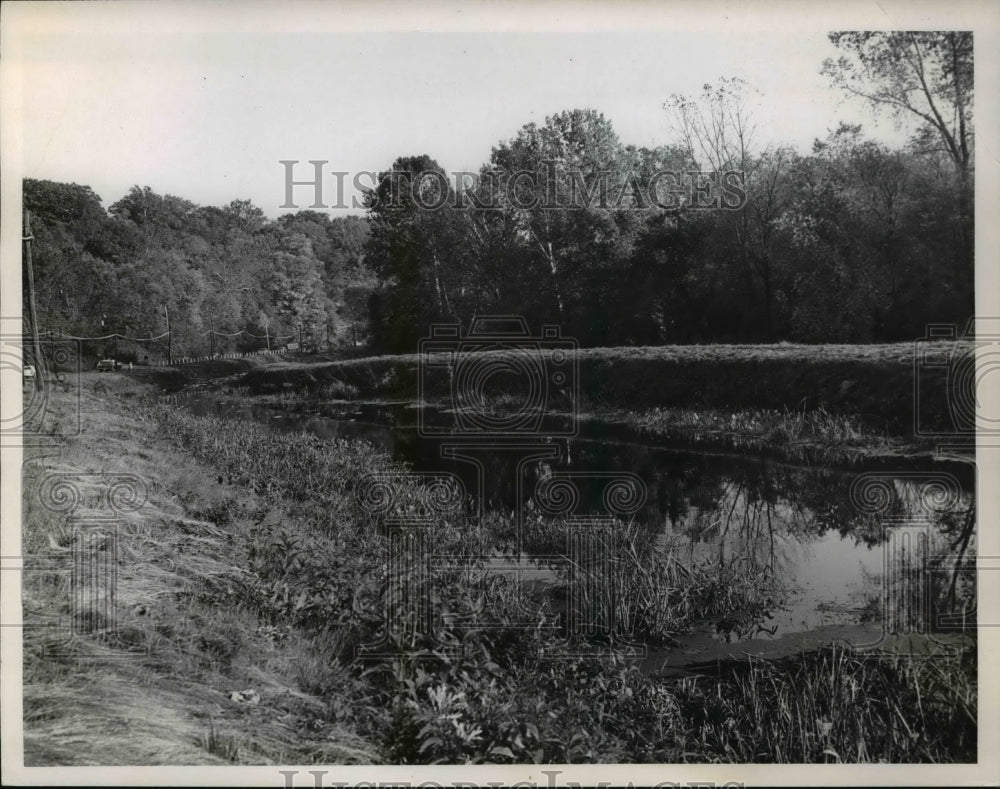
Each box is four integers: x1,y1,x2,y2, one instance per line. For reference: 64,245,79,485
24,35,973,350
671,644,976,762
23,180,373,359
136,399,976,764
822,32,973,176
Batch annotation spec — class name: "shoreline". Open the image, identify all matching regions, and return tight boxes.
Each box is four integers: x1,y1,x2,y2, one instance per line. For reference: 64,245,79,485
198,385,975,480
124,339,974,476
19,373,978,764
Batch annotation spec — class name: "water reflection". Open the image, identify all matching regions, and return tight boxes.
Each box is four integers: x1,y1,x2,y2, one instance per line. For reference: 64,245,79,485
185,396,975,644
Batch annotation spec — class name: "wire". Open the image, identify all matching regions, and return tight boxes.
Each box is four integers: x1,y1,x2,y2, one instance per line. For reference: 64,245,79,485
51,328,299,343
202,328,247,338
54,331,171,342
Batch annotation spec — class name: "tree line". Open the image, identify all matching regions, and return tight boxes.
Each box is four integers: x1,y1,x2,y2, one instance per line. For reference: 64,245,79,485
366,32,973,351
24,32,973,357
23,180,372,359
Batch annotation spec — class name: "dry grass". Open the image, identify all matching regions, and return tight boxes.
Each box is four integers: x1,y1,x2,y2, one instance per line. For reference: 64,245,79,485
20,373,380,765
18,371,977,765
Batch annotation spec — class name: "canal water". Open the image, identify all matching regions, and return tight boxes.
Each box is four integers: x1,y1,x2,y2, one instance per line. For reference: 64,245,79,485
186,396,976,671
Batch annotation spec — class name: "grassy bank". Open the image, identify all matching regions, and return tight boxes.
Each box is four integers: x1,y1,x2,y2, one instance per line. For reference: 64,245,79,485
20,376,976,764
128,356,277,392
224,342,973,468
234,343,967,430
21,374,379,764
599,405,952,469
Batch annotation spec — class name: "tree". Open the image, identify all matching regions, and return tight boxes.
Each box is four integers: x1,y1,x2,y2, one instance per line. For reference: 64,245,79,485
823,32,973,288
363,155,460,353
822,32,973,177
25,178,374,357
666,80,789,339
480,109,651,343
266,233,329,347
773,124,971,341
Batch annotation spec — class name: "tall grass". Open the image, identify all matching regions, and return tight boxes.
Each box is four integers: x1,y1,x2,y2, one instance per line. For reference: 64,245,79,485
622,405,908,466
125,400,976,764
671,643,976,762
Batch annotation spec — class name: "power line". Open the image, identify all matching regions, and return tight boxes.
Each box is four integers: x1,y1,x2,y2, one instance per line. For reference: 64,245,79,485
56,331,171,342
52,326,298,345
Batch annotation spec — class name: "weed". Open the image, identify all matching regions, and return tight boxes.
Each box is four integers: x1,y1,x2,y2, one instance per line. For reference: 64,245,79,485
25,380,971,765
201,720,241,762
669,643,976,762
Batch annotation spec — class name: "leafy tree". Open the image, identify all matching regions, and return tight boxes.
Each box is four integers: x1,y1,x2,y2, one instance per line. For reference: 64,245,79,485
363,155,461,352
822,32,973,176
774,124,972,341
24,179,364,357
823,32,974,287
478,109,658,343
666,80,791,339
266,233,329,347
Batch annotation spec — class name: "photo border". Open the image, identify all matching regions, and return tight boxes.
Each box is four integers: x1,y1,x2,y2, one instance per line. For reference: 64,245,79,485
2,1,998,786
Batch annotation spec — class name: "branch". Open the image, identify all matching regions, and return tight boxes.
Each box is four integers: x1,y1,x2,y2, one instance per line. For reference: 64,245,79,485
905,33,961,166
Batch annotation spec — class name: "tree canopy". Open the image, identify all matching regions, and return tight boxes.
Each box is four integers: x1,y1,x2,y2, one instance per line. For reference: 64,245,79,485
24,33,974,356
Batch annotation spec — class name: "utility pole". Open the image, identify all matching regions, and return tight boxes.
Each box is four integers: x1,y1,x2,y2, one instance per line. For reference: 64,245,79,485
209,316,216,357
23,211,44,392
326,324,331,352
264,317,270,352
298,324,303,352
164,305,172,364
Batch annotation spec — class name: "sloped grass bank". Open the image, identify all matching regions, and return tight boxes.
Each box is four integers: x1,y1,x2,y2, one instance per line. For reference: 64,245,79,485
21,375,379,765
21,376,977,764
128,357,272,392
141,402,978,764
235,343,966,436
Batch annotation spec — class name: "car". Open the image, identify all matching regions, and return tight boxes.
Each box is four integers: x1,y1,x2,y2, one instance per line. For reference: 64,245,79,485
96,359,118,372
23,364,36,382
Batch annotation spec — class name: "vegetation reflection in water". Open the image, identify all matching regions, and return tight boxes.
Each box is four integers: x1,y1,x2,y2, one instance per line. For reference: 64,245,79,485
187,395,976,652
141,396,976,763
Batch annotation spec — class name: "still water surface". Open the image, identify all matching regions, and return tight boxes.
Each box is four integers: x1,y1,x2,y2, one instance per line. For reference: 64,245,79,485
188,397,976,668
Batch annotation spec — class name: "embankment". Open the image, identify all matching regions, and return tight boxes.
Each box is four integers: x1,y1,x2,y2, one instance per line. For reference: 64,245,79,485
128,356,276,392
234,343,967,435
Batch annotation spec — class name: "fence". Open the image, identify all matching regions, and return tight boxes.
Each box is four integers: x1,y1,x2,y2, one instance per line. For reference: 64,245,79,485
34,328,299,367
153,348,291,366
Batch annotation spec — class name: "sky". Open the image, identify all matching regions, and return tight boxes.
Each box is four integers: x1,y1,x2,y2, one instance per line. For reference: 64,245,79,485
3,3,959,218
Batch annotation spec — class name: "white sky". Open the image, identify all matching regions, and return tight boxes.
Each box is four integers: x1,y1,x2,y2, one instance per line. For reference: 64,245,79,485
2,2,989,217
